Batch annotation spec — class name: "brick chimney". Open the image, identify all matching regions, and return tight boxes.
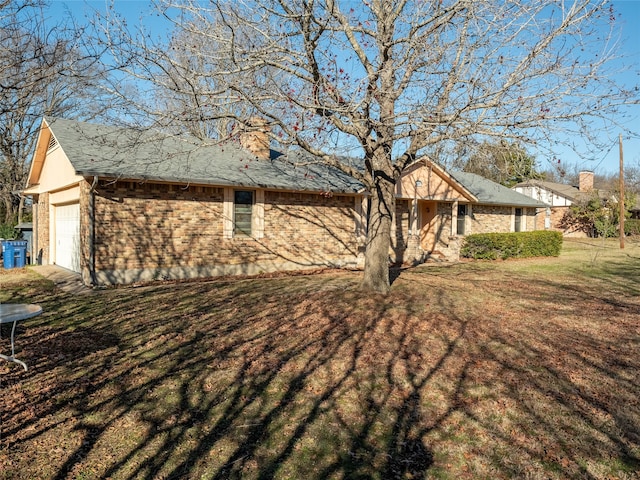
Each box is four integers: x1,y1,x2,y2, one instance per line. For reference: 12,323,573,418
239,117,271,160
579,171,594,192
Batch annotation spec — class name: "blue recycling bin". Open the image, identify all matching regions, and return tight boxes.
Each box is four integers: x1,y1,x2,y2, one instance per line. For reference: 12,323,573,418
2,241,27,269
2,241,15,269
12,241,27,268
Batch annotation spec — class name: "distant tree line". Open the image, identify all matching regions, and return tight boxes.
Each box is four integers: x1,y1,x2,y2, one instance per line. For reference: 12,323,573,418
0,0,108,229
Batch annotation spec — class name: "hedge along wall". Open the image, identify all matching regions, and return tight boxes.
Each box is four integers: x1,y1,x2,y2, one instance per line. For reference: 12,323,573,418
625,219,640,236
460,231,563,260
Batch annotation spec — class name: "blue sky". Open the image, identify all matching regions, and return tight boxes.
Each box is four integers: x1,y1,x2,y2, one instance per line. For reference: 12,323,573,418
577,0,640,175
47,0,640,175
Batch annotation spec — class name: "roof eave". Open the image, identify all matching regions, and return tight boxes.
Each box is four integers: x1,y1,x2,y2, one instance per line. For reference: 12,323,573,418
79,171,363,195
25,118,52,187
477,201,549,208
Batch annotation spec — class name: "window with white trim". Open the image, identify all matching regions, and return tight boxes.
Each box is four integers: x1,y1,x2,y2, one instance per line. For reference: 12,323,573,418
456,204,467,235
234,190,254,236
514,207,524,232
223,188,264,239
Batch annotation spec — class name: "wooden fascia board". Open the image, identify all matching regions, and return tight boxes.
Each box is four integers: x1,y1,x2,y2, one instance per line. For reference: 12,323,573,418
26,118,51,187
89,175,366,198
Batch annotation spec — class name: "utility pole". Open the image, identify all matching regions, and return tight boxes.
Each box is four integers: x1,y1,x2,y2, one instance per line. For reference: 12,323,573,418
619,134,625,249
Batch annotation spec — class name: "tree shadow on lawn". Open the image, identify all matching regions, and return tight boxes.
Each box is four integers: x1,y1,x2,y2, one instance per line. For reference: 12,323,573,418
1,277,438,479
582,261,640,296
1,270,639,479
452,266,640,478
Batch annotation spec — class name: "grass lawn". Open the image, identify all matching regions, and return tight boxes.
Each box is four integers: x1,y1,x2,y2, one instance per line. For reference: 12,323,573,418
1,238,639,479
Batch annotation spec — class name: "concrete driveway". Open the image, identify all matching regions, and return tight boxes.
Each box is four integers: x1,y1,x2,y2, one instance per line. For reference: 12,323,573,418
31,265,92,295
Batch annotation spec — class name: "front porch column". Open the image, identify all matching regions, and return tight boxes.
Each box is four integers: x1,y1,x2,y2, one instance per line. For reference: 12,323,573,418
406,198,423,265
451,200,459,236
410,198,419,235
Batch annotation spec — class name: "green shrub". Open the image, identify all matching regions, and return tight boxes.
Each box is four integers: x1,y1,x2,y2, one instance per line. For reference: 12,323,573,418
460,231,563,260
0,223,18,240
624,219,640,236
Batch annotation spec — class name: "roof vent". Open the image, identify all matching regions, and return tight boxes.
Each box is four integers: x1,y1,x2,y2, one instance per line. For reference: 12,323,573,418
47,135,59,151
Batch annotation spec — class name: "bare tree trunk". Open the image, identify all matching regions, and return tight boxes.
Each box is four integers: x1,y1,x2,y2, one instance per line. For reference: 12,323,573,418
3,196,13,224
360,173,396,294
17,194,24,224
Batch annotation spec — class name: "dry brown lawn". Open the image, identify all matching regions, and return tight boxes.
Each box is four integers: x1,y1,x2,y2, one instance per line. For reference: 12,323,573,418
1,238,639,479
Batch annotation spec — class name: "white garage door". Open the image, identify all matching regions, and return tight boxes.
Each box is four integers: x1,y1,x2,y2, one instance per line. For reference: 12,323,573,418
55,203,81,272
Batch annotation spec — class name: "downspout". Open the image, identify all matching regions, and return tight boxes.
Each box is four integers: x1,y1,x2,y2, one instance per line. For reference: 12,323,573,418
89,176,98,286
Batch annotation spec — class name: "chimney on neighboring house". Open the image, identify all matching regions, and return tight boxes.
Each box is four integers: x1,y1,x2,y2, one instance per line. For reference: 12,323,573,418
579,171,594,192
239,117,271,160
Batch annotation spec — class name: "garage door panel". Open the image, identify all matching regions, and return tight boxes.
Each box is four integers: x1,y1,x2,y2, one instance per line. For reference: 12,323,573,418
55,203,80,272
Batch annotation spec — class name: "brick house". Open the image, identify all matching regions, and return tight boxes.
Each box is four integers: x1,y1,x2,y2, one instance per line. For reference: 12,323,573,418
24,117,546,286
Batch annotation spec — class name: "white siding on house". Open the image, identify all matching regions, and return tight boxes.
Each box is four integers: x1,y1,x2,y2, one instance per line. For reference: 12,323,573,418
26,144,84,194
513,185,572,207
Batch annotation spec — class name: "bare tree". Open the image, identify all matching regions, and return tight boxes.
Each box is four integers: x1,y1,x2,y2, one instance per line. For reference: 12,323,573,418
0,0,107,224
454,140,542,187
101,0,636,292
625,162,640,196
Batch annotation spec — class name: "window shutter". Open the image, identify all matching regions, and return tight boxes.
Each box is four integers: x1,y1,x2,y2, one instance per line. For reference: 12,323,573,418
354,196,368,242
254,189,264,239
451,201,458,236
223,188,233,239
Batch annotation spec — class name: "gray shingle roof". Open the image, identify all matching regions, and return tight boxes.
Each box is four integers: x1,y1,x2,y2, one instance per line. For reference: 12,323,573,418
450,171,548,207
45,117,364,194
45,117,548,208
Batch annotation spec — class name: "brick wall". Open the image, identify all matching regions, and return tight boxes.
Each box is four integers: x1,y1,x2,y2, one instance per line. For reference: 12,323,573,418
532,207,547,230
525,208,537,232
471,205,541,234
92,181,361,284
550,206,567,229
529,205,587,237
263,190,360,266
387,201,540,262
37,177,548,285
32,192,50,266
80,180,92,284
470,205,513,233
550,205,589,237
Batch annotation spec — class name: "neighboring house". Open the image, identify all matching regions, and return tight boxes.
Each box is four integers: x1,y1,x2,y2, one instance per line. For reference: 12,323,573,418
24,117,546,286
512,172,611,236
